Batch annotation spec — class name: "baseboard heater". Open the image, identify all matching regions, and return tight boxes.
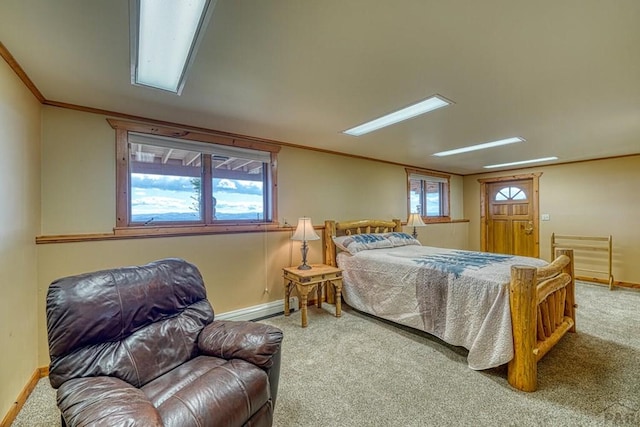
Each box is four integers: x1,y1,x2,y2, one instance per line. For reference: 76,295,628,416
216,297,299,322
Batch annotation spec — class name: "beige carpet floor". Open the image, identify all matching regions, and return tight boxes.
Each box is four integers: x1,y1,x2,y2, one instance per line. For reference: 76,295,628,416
12,282,640,426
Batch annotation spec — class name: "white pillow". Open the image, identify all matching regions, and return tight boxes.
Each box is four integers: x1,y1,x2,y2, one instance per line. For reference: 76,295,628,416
332,233,393,254
382,232,421,247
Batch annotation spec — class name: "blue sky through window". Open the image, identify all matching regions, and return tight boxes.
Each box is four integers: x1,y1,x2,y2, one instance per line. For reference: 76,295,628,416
410,192,440,216
131,174,263,222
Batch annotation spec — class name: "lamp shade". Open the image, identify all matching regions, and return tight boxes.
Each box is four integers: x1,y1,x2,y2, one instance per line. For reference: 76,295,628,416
406,213,426,227
291,217,320,241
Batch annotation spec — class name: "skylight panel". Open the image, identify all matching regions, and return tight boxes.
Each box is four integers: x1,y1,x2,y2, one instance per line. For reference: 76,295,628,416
484,157,558,169
343,95,452,136
433,137,525,157
130,0,215,94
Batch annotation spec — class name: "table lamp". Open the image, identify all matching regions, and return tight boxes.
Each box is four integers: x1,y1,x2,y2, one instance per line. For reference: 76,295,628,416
406,212,426,238
291,217,320,270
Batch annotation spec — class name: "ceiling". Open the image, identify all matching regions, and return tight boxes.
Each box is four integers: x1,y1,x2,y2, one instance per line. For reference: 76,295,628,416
1,0,639,175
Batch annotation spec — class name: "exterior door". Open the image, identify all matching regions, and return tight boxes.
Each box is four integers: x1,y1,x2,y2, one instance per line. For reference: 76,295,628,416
485,178,537,257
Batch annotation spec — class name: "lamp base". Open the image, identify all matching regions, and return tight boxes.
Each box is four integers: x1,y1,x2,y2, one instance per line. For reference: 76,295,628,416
297,241,312,270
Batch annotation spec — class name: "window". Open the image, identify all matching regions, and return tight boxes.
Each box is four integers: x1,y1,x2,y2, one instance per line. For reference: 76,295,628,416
406,168,450,221
494,186,527,201
111,120,279,235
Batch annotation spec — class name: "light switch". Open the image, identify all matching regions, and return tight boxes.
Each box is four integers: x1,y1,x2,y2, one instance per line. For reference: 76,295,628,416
541,213,550,221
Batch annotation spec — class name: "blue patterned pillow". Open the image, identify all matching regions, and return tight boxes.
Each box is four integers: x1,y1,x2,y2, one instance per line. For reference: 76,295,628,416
333,233,393,254
383,232,421,247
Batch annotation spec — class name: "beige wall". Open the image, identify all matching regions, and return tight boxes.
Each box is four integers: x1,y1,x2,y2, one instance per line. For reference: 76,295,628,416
408,221,469,250
464,155,640,284
0,60,41,415
40,106,466,233
36,107,467,366
41,107,115,234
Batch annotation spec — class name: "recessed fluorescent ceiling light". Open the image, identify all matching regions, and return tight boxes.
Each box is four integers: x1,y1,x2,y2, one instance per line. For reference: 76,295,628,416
484,156,559,169
433,137,525,157
343,95,451,136
130,0,216,94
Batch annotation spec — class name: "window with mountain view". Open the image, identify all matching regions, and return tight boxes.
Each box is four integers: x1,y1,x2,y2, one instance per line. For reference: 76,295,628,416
111,122,279,234
129,141,269,223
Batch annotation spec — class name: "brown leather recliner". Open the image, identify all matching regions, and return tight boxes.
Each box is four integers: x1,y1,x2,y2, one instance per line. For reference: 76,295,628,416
46,258,283,427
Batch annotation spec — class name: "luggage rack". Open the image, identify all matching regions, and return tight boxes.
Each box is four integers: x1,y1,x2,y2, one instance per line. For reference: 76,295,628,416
551,233,614,289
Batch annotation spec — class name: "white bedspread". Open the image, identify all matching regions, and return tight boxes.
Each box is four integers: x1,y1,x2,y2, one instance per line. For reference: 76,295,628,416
337,246,547,370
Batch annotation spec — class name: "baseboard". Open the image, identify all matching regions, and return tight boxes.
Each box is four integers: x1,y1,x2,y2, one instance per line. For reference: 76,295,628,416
39,366,49,377
216,297,298,321
576,276,640,290
0,367,47,427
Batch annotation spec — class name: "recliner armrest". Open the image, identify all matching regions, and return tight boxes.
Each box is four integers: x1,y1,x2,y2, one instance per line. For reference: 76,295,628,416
198,320,283,369
57,376,163,427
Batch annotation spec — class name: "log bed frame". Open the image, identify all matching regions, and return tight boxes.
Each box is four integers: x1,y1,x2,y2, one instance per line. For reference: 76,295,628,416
323,219,577,392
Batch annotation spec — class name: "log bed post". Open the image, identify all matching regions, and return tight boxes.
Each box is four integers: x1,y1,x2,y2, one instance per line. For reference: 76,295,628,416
507,265,538,392
557,248,577,332
324,220,337,267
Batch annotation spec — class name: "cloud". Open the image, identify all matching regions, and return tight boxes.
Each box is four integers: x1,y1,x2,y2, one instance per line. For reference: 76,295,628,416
217,201,261,213
129,174,264,216
131,196,192,212
131,174,262,196
214,179,263,195
131,174,198,192
217,179,237,190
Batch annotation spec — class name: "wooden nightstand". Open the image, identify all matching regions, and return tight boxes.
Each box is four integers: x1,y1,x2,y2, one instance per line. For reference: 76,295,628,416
283,264,343,327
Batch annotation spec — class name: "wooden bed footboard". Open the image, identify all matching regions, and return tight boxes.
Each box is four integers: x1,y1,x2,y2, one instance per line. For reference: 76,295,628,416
508,248,576,392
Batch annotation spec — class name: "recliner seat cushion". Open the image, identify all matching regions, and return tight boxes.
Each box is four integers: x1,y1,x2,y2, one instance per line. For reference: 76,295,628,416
142,356,271,427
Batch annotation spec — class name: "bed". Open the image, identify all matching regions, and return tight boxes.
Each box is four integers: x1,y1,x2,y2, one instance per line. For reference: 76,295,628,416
323,219,576,392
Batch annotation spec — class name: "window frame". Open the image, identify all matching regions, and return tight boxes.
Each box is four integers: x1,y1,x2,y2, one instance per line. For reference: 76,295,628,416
109,119,280,236
405,167,451,222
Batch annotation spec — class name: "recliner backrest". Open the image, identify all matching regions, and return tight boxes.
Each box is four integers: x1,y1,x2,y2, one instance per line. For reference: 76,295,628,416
47,258,214,389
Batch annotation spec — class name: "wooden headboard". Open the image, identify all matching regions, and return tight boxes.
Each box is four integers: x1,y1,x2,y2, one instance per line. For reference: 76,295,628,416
323,219,402,266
